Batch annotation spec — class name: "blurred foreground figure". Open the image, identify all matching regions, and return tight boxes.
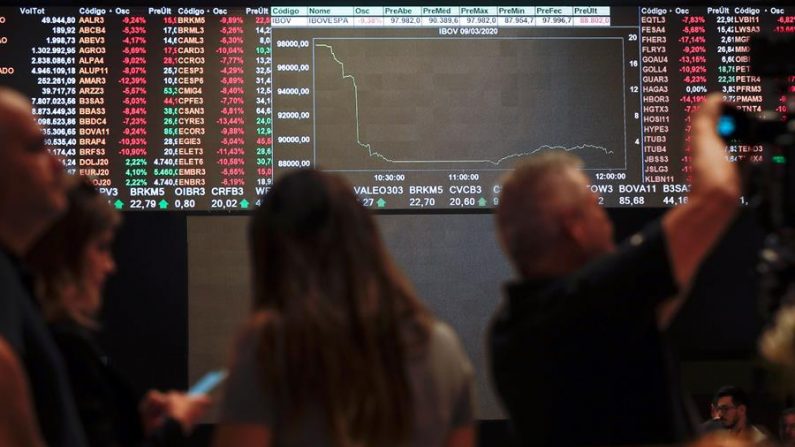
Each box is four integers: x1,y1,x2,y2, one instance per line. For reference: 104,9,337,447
709,386,768,444
0,87,86,446
689,432,763,447
779,408,795,446
27,178,211,447
489,94,742,446
213,170,476,447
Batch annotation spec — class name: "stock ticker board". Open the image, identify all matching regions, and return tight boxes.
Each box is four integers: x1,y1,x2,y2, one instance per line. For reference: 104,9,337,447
0,5,788,210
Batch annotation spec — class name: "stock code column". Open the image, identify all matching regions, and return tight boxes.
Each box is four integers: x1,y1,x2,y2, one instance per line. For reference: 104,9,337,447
639,8,673,188
77,14,113,190
157,9,209,210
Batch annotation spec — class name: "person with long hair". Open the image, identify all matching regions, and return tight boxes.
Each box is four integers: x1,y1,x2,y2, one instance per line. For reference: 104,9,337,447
213,169,476,447
26,177,210,447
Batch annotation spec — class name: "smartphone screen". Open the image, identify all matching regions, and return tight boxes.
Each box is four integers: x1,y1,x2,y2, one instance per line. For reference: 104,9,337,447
188,370,227,395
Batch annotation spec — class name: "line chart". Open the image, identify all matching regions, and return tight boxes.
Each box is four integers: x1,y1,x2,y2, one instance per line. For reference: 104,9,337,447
311,37,627,171
316,42,615,166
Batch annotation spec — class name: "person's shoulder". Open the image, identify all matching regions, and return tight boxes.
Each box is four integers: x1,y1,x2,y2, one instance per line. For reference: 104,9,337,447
429,320,462,349
0,250,24,296
426,320,473,375
0,247,16,272
49,318,90,339
48,320,102,367
609,220,669,271
238,311,277,341
49,319,94,351
750,424,771,442
228,311,278,364
0,252,27,345
556,220,675,309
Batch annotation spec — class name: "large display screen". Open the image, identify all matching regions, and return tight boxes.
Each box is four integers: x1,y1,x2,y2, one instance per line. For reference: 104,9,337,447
0,5,787,209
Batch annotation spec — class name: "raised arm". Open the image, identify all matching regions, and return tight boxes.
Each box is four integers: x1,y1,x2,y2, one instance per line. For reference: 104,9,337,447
656,94,742,328
662,93,741,288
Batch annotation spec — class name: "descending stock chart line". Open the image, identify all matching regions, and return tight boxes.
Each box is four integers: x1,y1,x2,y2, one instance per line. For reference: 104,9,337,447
315,42,614,167
311,38,628,172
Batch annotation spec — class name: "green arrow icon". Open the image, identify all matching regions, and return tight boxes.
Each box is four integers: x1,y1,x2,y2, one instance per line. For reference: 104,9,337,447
478,197,487,207
114,199,124,210
376,198,386,208
158,199,168,209
240,199,250,209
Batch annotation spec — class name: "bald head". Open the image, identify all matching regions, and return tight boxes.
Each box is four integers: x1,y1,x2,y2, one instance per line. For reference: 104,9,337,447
0,87,34,111
0,87,67,255
0,87,39,143
496,151,614,277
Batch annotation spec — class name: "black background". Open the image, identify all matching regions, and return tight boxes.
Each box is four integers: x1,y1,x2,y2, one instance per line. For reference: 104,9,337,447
2,0,785,444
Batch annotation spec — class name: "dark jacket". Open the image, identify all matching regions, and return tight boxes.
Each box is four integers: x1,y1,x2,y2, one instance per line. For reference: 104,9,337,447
0,248,87,447
489,222,694,446
49,318,184,447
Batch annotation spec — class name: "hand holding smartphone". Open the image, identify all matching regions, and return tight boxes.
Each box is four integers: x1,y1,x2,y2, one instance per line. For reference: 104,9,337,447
188,370,227,396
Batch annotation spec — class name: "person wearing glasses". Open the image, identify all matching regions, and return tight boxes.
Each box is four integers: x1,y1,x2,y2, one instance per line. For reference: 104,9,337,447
710,386,769,444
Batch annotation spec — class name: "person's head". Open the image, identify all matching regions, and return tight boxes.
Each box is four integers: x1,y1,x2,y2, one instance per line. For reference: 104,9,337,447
26,177,120,327
712,386,749,431
496,151,614,278
249,169,430,446
0,88,67,254
780,408,795,445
